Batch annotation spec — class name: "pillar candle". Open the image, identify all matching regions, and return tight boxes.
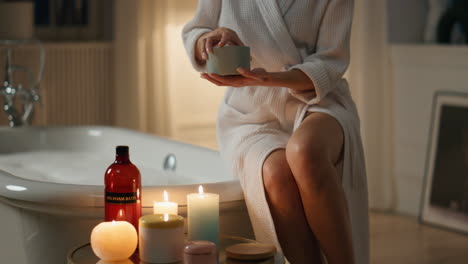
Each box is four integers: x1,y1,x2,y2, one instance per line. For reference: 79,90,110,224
187,185,219,246
154,190,178,215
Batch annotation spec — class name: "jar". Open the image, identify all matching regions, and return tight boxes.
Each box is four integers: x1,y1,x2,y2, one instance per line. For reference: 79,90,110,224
139,214,185,263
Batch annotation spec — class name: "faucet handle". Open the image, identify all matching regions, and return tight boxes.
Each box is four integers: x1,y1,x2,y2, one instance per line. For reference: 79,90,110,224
31,86,42,104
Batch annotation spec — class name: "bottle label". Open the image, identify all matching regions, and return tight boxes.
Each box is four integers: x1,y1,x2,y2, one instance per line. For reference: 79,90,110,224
105,192,138,204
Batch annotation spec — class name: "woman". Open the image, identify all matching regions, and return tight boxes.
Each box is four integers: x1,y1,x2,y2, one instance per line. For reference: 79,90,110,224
182,1,369,263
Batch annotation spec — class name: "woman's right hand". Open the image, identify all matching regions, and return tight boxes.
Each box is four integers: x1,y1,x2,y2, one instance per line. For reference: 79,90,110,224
195,27,244,64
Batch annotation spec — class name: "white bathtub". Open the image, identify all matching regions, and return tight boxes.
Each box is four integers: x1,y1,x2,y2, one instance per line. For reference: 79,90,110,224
0,126,253,264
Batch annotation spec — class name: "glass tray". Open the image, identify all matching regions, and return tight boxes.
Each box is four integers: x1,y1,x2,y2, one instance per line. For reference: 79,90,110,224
67,235,285,264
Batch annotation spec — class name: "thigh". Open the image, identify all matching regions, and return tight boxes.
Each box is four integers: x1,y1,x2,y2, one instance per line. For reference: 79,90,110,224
288,112,344,166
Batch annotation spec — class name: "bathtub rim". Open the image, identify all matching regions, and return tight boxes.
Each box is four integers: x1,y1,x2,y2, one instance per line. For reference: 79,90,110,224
1,125,244,207
0,169,244,207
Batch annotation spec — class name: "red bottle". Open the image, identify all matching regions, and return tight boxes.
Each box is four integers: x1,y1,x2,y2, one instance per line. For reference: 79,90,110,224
105,146,142,231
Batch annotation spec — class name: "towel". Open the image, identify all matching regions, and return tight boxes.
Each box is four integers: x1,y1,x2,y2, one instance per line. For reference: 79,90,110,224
182,1,369,263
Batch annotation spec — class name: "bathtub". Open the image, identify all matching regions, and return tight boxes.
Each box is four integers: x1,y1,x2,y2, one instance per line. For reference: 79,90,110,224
0,126,253,264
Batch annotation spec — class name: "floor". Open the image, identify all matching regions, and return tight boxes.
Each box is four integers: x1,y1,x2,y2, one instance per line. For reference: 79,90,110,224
370,212,468,264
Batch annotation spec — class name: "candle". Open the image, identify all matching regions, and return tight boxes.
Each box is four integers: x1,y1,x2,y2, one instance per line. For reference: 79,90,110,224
153,190,178,215
187,185,220,246
139,214,185,263
90,221,137,262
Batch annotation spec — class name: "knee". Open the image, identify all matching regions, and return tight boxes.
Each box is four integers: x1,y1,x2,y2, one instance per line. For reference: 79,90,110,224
286,137,333,190
286,136,331,170
262,156,295,198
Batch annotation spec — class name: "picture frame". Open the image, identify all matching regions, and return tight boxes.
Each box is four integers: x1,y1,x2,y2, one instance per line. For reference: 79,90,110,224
420,91,468,235
34,0,100,41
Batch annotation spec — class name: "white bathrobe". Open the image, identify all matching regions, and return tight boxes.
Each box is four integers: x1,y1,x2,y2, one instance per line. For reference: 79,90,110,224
182,1,369,263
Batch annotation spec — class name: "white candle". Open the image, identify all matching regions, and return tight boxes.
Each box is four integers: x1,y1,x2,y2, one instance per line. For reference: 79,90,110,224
187,185,220,246
90,221,137,262
154,190,178,215
139,214,185,263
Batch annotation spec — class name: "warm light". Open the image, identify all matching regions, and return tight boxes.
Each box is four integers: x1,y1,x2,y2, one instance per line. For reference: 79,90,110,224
163,190,169,202
164,213,169,222
6,185,27,191
118,210,124,217
112,220,116,225
198,185,204,195
153,191,178,215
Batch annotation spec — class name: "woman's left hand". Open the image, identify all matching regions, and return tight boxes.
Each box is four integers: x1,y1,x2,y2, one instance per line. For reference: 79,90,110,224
201,68,272,87
201,67,316,92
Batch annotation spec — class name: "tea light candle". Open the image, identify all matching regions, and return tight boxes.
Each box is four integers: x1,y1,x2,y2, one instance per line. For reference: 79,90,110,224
90,221,137,262
153,190,178,215
187,185,220,246
139,214,185,263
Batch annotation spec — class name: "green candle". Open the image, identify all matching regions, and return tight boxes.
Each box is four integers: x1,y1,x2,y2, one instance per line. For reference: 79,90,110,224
187,185,220,246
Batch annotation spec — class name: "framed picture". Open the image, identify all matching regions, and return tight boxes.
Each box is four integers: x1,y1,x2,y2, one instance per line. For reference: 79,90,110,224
420,91,468,234
34,0,100,41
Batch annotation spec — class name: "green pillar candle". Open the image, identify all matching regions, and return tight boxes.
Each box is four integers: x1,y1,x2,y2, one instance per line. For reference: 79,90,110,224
187,185,220,246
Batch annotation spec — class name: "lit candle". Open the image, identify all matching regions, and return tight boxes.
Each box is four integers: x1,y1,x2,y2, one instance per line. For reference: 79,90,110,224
153,190,178,215
139,214,185,263
187,185,219,246
90,221,137,262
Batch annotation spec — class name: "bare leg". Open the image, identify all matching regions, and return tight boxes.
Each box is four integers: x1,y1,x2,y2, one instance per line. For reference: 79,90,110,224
263,149,322,264
286,112,355,264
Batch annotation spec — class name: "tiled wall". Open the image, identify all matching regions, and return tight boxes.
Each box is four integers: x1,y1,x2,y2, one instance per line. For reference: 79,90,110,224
0,42,113,127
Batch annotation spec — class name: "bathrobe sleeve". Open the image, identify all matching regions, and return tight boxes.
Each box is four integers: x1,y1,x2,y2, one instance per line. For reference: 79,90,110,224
288,0,353,105
182,0,221,72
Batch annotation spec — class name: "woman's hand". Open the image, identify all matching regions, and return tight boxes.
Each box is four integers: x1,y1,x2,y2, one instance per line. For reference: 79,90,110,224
201,68,271,87
195,27,244,63
201,68,316,92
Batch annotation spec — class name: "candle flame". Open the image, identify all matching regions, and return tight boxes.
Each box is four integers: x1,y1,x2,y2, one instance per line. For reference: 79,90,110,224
163,190,169,202
164,213,169,222
198,185,204,194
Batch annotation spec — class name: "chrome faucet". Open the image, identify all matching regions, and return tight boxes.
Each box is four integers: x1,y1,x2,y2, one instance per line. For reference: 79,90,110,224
1,42,44,127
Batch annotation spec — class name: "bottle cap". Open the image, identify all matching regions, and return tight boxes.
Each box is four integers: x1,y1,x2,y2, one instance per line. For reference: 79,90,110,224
116,145,129,156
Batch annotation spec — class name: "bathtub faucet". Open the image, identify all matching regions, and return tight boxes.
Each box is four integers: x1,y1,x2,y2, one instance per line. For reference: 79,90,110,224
1,42,44,127
163,154,177,171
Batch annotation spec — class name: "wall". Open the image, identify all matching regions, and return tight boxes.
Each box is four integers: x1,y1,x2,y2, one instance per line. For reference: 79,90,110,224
391,45,468,215
164,0,225,149
387,0,428,43
0,43,114,127
348,0,394,210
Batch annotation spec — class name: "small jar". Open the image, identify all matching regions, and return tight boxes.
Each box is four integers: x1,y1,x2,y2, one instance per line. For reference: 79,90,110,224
184,240,217,264
139,214,185,263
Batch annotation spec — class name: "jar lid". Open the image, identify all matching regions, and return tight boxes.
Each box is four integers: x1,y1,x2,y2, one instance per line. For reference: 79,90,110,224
139,214,184,229
225,243,276,260
184,241,216,255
